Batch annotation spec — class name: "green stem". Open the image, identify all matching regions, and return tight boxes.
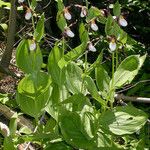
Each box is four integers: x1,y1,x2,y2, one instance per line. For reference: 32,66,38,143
116,49,118,68
81,51,88,93
111,52,115,108
62,37,65,57
85,51,88,72
27,0,35,31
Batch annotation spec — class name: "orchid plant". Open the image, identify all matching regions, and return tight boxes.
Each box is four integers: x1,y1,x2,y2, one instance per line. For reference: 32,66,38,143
0,0,149,149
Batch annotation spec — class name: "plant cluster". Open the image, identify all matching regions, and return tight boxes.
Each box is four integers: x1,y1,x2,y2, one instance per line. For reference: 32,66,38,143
0,0,149,149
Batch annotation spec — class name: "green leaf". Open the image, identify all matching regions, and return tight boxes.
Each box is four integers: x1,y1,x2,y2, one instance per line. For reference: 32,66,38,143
105,15,124,38
3,137,15,150
113,1,121,16
95,65,110,97
0,93,9,104
84,75,106,106
60,93,92,112
79,23,89,43
16,72,52,118
0,0,10,8
82,112,96,139
46,84,69,120
86,6,106,24
105,15,114,36
9,113,17,137
56,1,66,32
31,0,37,10
34,13,45,42
65,62,84,94
86,50,103,74
59,110,95,149
16,39,43,74
48,45,66,85
100,105,148,135
19,126,32,135
64,43,86,62
0,23,8,31
57,0,64,10
113,55,146,88
45,142,73,150
86,6,102,22
95,130,114,148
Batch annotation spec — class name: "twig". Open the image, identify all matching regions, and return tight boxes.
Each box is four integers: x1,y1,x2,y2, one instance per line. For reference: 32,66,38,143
43,0,51,9
115,94,150,103
117,80,150,93
0,103,34,130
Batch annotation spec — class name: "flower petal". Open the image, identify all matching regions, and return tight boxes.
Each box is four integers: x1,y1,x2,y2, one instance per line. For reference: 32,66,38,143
0,122,10,137
119,17,128,27
90,22,98,31
64,11,72,20
109,42,116,52
25,10,32,20
30,42,36,51
65,28,75,38
80,7,87,18
88,42,96,52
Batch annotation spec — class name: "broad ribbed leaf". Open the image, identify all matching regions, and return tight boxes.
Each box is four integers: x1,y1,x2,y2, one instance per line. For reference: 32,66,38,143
48,45,66,85
65,62,84,94
100,106,148,135
17,72,52,118
113,55,146,88
45,142,72,150
64,43,86,61
84,75,106,106
59,110,95,149
95,65,110,96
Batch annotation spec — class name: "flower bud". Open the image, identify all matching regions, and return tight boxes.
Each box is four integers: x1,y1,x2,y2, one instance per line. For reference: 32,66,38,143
29,40,36,51
88,42,96,52
25,9,32,20
64,8,72,20
109,38,116,52
80,6,87,18
0,122,10,137
119,16,128,27
65,27,75,38
18,0,24,3
90,20,98,31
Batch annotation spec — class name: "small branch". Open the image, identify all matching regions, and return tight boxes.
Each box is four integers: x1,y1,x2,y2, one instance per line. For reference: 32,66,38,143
0,103,34,130
117,79,150,93
115,94,150,103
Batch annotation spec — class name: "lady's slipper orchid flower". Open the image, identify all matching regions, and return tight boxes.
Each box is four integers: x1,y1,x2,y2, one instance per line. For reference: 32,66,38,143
109,37,117,52
29,40,36,51
88,42,96,52
0,122,10,137
65,27,75,38
90,20,98,31
25,9,32,20
119,16,128,27
64,8,72,20
80,6,87,18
